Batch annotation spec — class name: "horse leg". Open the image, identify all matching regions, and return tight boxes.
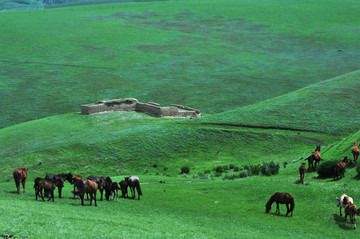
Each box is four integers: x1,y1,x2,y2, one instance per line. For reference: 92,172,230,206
94,192,97,207
276,203,280,214
286,204,290,216
354,214,356,229
58,186,62,198
90,193,93,206
100,189,103,201
340,207,342,216
344,213,348,225
80,194,84,206
40,189,45,201
22,180,26,193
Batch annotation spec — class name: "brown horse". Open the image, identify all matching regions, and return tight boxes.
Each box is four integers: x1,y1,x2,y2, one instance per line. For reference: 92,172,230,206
299,163,307,184
73,175,82,199
13,168,28,194
265,192,295,216
87,176,106,201
72,178,98,206
344,202,357,229
125,176,143,200
333,156,349,181
35,179,56,202
305,146,321,170
352,141,360,163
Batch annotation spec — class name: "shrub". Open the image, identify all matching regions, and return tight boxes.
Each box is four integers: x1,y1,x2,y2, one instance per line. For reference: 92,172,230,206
229,164,235,169
233,166,240,172
222,165,229,171
238,170,249,178
180,166,190,174
204,169,211,174
214,166,224,173
223,174,235,180
261,161,280,176
248,164,262,176
356,164,360,176
317,161,337,178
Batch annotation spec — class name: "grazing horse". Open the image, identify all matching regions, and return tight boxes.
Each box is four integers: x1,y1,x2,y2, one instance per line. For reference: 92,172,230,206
299,163,306,184
352,141,360,163
333,156,349,181
13,168,28,194
34,179,56,202
337,193,354,217
125,176,143,200
45,173,73,198
73,175,82,198
119,180,128,198
104,177,120,201
305,146,321,170
344,202,358,229
265,192,295,216
87,176,106,201
72,178,98,206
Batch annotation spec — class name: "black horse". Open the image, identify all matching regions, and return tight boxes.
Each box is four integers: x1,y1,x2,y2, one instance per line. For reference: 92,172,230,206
45,173,73,198
104,177,120,200
119,180,128,198
87,176,106,201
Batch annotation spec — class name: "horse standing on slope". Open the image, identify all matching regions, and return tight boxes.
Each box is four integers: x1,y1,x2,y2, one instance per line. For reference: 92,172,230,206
352,141,360,163
125,176,143,200
87,176,106,201
305,146,321,171
34,179,56,202
45,173,73,198
104,177,120,201
344,201,358,229
13,168,28,194
299,163,307,184
337,193,354,217
333,156,349,181
73,175,82,198
265,192,295,216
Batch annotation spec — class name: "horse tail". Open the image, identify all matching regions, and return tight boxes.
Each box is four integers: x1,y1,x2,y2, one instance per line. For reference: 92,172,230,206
290,197,295,212
136,181,143,196
13,171,20,187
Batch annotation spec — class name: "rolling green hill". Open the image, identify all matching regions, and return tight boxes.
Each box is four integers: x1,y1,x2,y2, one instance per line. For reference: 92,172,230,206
196,70,360,136
1,0,360,129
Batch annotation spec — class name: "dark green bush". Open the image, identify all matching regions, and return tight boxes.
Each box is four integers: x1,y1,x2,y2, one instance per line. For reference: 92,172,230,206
356,164,360,176
317,161,337,178
214,166,224,173
180,166,190,174
238,170,249,178
233,166,240,172
229,164,235,169
261,161,280,176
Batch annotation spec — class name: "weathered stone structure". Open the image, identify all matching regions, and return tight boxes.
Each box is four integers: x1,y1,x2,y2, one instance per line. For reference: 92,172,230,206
81,98,202,118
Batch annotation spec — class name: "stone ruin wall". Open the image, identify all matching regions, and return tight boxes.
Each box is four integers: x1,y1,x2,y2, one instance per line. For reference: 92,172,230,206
81,98,202,118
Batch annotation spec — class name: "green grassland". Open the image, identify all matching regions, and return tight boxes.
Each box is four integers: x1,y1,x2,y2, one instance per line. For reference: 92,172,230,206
2,0,360,238
1,0,360,128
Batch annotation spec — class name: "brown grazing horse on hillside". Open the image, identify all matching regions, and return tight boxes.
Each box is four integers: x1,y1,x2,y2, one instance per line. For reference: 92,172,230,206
13,168,28,194
265,192,295,216
87,176,106,201
333,156,349,181
344,201,358,229
352,141,360,163
305,146,321,170
299,163,307,184
125,176,143,200
34,179,56,202
72,178,98,206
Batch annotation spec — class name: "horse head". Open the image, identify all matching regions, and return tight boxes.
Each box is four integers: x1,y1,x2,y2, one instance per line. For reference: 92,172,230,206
336,197,341,207
265,201,271,213
343,156,349,163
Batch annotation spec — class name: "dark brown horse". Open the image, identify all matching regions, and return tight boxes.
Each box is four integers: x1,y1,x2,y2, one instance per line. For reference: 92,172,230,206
333,156,349,181
265,192,295,216
34,179,56,202
125,176,143,200
72,178,98,206
13,168,28,194
352,141,360,163
73,175,82,199
119,180,128,198
299,163,306,184
104,177,120,201
305,146,321,170
45,173,73,198
87,176,106,201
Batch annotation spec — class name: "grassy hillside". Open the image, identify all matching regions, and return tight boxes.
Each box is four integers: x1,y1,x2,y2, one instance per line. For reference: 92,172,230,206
196,70,360,136
1,0,360,128
0,111,332,182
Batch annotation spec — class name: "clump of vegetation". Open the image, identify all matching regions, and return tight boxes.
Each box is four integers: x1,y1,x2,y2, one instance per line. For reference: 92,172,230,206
317,161,337,178
223,161,280,180
180,166,190,174
261,161,280,176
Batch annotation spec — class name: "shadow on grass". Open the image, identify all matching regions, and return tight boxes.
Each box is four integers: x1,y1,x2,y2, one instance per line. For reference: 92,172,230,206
333,213,355,230
265,212,293,217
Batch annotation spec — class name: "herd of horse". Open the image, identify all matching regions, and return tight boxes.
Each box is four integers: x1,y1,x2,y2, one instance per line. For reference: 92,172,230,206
12,141,360,229
12,169,143,206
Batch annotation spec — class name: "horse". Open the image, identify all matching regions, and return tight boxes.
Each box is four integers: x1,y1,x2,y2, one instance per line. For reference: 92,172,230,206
45,173,73,198
333,156,349,181
13,168,28,194
104,177,120,201
72,178,98,206
305,146,321,170
344,202,357,229
125,176,143,200
352,141,360,163
299,163,306,184
337,193,354,217
34,179,56,202
87,176,106,201
265,192,295,216
73,175,82,198
119,180,128,198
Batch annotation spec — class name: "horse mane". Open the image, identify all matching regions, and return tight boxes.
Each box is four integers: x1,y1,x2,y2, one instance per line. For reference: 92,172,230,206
315,146,320,152
355,141,358,147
